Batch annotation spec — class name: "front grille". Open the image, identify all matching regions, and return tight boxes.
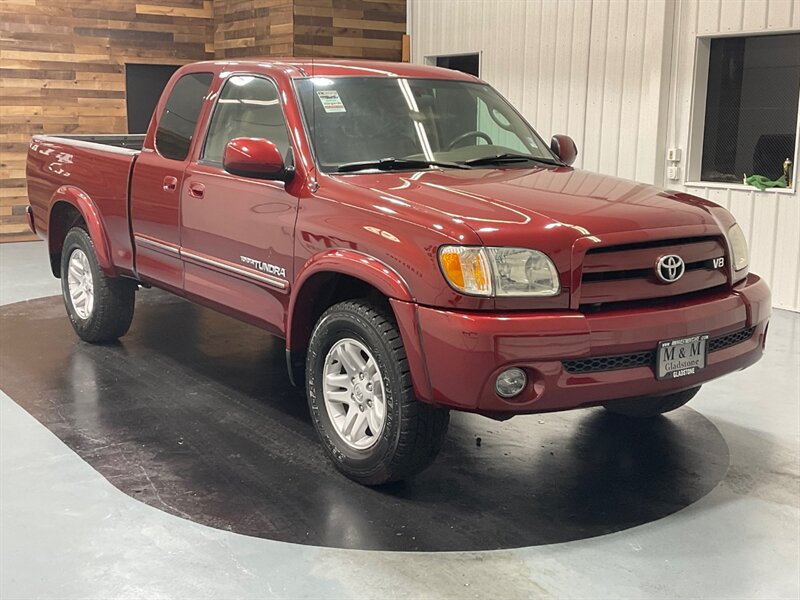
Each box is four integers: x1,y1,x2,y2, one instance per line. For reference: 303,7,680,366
562,327,755,374
708,327,755,352
563,351,653,374
578,237,729,307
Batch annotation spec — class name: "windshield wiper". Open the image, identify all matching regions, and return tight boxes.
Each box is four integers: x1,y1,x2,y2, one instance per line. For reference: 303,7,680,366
461,153,562,167
336,157,471,173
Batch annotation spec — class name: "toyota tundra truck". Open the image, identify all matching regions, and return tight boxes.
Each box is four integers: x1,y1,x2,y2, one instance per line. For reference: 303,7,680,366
25,59,771,485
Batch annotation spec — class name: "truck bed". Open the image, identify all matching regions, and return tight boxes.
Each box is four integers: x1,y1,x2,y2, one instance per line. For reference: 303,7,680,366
26,133,145,276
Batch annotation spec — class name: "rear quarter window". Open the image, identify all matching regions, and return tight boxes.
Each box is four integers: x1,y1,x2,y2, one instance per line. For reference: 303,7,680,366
155,72,213,161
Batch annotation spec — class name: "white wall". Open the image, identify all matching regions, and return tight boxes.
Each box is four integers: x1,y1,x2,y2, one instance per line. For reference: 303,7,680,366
665,0,800,311
409,0,800,310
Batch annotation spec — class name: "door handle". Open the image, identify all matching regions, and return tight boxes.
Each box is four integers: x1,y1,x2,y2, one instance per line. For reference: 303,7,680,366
188,182,205,199
162,176,178,192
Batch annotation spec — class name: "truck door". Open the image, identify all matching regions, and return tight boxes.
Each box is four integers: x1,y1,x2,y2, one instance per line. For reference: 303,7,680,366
180,74,300,334
130,71,213,292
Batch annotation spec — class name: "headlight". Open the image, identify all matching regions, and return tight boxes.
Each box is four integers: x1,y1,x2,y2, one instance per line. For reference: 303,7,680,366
728,223,749,271
439,246,560,297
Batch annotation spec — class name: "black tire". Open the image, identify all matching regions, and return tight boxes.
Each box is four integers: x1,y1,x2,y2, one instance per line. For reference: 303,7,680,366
603,387,701,418
306,299,450,485
60,226,136,343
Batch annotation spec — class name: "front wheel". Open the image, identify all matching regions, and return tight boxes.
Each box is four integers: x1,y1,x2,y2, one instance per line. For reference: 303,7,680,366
603,387,701,418
60,227,136,343
306,299,450,485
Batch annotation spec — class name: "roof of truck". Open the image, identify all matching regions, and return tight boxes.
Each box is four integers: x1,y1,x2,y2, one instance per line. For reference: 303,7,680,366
190,58,480,81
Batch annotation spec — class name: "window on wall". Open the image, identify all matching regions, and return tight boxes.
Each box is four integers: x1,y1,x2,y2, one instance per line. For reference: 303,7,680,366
699,33,800,185
125,64,179,134
434,53,480,77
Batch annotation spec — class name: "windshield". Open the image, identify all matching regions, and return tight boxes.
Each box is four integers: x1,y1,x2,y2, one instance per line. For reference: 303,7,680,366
295,77,558,173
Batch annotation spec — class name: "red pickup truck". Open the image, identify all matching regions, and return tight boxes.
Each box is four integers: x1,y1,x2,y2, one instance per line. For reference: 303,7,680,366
26,59,771,485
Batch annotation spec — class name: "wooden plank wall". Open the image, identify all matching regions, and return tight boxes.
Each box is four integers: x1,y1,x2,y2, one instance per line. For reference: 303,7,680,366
0,0,406,242
293,0,405,60
213,0,293,58
212,0,406,61
0,0,214,241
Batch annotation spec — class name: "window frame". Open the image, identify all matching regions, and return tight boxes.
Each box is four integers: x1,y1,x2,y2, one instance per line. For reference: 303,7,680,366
197,73,294,168
686,30,800,194
153,71,214,163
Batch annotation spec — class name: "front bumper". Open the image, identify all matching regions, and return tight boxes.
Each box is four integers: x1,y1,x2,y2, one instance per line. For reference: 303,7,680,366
391,274,770,415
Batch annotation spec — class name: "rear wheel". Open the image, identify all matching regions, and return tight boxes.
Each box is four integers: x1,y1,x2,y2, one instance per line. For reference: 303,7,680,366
603,387,701,418
306,299,450,485
60,227,136,343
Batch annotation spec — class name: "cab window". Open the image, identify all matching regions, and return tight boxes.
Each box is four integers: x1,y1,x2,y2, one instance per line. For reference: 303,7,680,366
202,76,291,164
155,72,213,161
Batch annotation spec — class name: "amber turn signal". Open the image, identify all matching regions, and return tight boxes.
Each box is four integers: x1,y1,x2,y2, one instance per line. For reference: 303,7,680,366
438,246,493,296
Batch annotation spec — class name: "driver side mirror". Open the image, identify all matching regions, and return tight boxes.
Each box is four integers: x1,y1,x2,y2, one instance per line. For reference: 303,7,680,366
550,135,578,166
223,137,294,182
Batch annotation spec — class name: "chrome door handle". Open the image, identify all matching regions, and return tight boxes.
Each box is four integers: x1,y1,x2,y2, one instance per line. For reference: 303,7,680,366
163,176,178,192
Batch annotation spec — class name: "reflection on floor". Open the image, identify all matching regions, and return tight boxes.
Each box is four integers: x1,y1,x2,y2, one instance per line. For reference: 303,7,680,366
0,290,730,551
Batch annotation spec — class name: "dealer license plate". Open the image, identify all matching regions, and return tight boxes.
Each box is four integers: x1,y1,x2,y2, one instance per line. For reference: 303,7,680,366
656,334,709,380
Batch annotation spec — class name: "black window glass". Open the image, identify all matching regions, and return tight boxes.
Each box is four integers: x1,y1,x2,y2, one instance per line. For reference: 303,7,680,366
435,54,480,77
202,76,290,164
125,64,179,134
155,72,213,161
701,34,800,183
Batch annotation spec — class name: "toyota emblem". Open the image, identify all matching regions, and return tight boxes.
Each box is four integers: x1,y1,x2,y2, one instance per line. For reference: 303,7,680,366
656,254,685,283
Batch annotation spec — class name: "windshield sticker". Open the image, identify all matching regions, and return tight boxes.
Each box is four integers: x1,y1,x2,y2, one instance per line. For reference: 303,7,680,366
316,90,346,113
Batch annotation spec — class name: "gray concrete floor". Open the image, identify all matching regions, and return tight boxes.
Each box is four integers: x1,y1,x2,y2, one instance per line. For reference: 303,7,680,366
1,240,798,599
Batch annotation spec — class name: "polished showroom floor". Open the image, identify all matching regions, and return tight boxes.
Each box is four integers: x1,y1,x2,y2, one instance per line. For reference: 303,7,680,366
1,241,798,599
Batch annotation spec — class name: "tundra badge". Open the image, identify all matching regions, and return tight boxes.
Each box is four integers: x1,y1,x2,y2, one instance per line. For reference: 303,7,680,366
240,256,286,278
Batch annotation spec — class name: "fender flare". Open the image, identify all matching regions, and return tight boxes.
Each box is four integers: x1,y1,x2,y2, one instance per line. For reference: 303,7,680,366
49,186,115,275
285,248,414,352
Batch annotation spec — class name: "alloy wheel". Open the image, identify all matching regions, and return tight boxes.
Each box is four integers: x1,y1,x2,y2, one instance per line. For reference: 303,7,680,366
322,338,387,450
67,248,94,319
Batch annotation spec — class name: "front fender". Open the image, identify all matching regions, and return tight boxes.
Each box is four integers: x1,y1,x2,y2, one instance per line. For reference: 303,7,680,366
49,186,115,275
286,249,435,400
297,248,413,302
287,248,414,349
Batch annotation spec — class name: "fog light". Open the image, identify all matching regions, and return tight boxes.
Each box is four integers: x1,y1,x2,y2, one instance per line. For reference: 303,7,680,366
495,368,527,398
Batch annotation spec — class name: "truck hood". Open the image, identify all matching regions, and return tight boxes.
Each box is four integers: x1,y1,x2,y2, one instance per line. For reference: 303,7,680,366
334,165,727,246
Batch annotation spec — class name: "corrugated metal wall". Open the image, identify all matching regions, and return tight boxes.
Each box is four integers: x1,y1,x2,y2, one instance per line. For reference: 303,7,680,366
409,0,673,182
409,0,800,310
666,0,800,311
